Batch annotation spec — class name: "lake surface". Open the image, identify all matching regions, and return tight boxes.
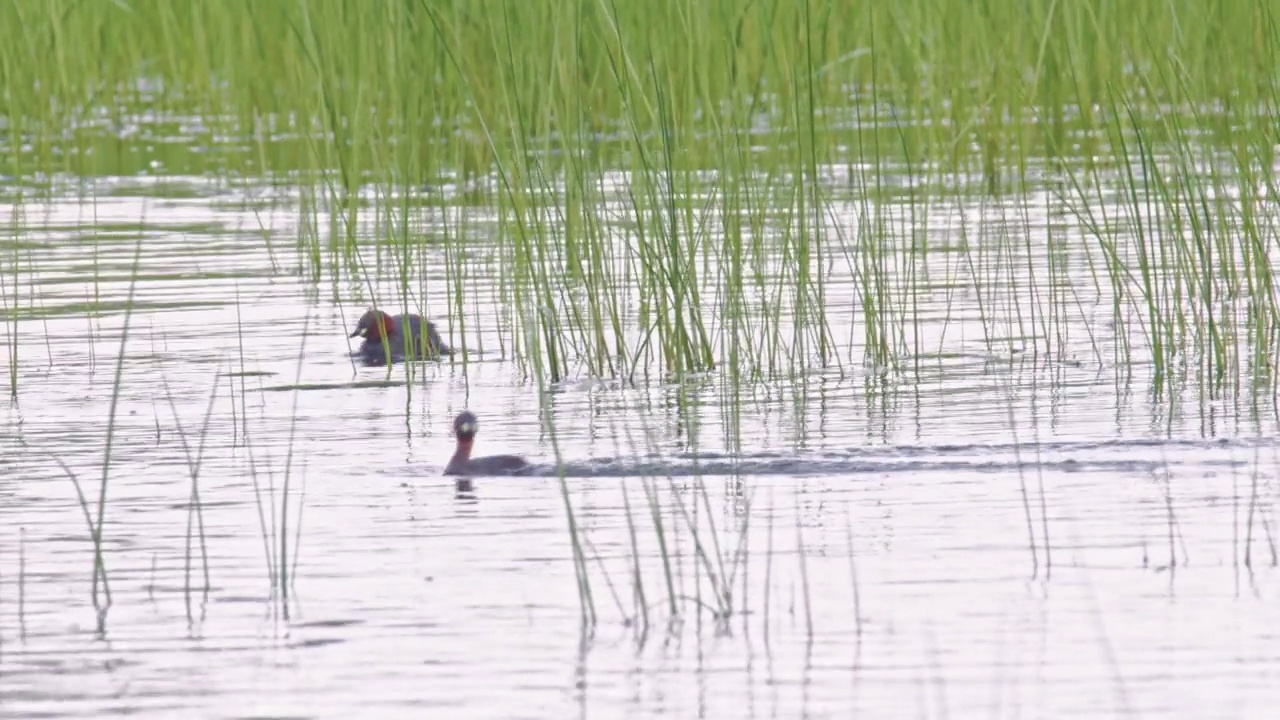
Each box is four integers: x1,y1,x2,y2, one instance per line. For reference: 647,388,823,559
1,172,1279,719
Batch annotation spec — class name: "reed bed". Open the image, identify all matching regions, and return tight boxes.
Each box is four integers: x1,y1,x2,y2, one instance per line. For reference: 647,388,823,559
2,0,1277,402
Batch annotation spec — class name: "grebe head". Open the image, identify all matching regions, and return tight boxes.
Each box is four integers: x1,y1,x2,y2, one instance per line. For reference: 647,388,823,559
453,411,479,442
350,309,395,340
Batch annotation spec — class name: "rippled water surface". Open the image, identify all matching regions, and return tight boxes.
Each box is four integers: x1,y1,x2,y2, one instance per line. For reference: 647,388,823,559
2,175,1279,719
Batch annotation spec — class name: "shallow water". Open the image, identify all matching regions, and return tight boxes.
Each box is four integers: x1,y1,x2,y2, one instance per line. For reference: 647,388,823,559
2,173,1279,719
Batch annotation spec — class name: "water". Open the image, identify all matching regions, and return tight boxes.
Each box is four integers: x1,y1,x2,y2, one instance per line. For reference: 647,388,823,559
2,172,1279,719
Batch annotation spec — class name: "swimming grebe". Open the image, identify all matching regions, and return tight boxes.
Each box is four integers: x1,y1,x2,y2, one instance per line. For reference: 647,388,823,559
349,308,451,365
443,411,530,476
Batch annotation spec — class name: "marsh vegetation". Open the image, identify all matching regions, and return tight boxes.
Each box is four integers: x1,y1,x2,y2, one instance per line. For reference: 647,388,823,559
1,1,1278,716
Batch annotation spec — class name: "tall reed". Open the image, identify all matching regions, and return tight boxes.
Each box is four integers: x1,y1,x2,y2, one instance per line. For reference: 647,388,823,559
1,0,1276,400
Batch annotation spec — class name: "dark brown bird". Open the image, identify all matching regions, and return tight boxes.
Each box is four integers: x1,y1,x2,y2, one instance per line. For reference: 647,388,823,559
349,308,451,365
444,411,530,476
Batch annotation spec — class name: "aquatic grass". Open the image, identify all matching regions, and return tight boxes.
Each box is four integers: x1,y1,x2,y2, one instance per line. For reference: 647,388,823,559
1241,442,1278,568
5,0,1280,399
793,493,813,638
244,404,278,594
0,526,30,651
577,531,630,628
668,472,734,621
54,456,110,623
526,352,597,627
1154,461,1191,571
561,403,768,630
2,235,16,397
231,312,313,619
230,292,288,599
618,481,649,636
640,474,678,619
985,354,1049,576
21,230,150,631
274,310,315,618
288,465,309,602
762,489,775,647
161,373,217,625
843,508,862,638
646,415,738,621
80,237,144,632
17,527,26,642
721,478,754,620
